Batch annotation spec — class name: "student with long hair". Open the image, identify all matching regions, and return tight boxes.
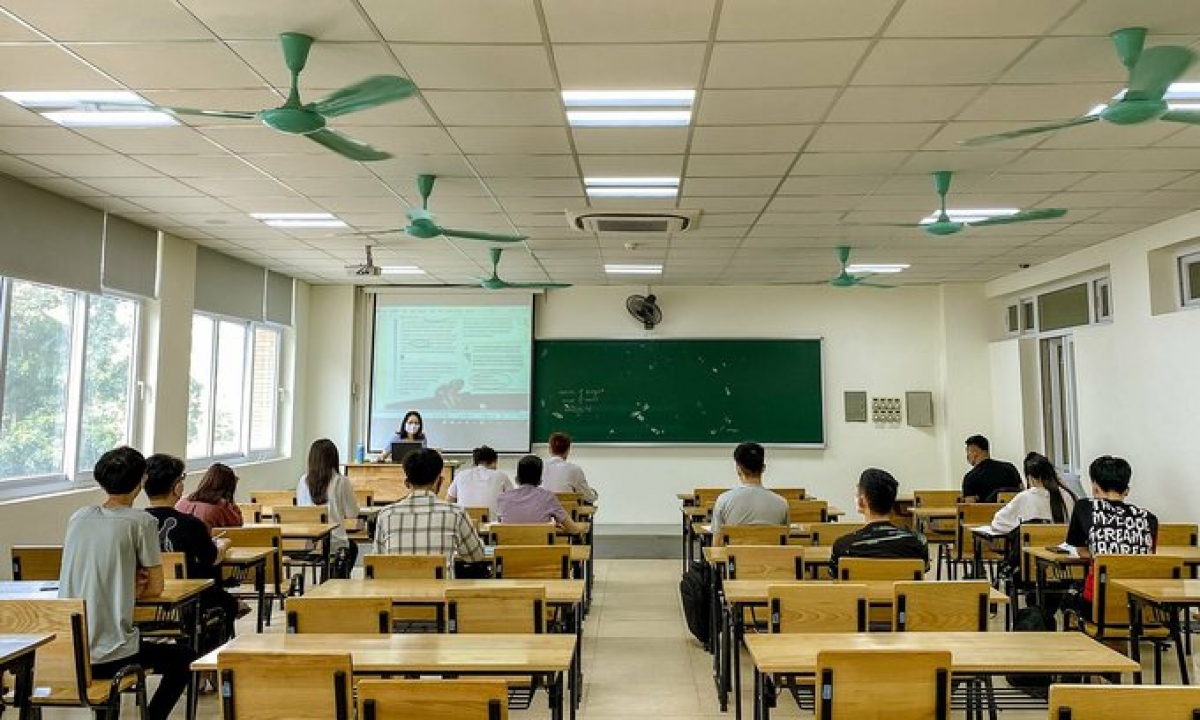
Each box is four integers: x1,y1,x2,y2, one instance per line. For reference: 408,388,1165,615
989,452,1078,533
296,439,360,577
175,463,243,529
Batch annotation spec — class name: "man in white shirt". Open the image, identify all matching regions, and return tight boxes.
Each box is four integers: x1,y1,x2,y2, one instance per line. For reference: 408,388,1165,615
446,445,513,520
710,442,788,536
542,432,599,502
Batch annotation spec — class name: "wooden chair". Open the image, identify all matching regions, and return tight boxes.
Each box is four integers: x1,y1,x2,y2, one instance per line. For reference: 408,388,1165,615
357,678,509,720
554,491,582,506
769,487,806,501
220,525,295,622
1014,523,1071,593
693,487,727,512
363,553,446,579
1047,684,1200,719
494,546,572,579
768,583,868,633
489,523,558,546
250,489,297,507
894,580,990,632
160,551,187,579
353,489,375,508
0,598,147,717
10,544,62,581
1158,523,1200,547
953,503,1005,580
464,506,491,528
725,546,805,581
272,505,329,524
995,490,1020,504
719,524,789,547
914,490,961,579
807,522,866,547
272,505,330,588
838,557,925,581
285,596,392,634
446,587,546,634
1070,554,1186,684
787,499,828,524
218,651,353,720
236,502,263,523
815,649,951,720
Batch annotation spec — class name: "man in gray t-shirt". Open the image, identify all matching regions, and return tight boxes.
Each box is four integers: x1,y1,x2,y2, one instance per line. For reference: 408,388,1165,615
711,442,789,536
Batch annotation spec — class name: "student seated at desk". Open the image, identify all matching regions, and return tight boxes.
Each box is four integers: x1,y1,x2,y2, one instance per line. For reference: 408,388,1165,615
962,434,1023,502
496,455,585,536
831,468,928,574
176,462,244,529
144,453,240,645
989,452,1077,534
542,432,599,503
59,446,192,720
710,442,788,536
446,444,512,520
297,438,360,578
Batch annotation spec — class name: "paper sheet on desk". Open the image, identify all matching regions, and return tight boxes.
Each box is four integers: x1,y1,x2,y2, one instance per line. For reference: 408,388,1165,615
1056,542,1078,557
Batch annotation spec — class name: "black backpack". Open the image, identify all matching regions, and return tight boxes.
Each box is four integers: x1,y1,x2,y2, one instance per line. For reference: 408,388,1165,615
679,562,712,645
1005,606,1057,697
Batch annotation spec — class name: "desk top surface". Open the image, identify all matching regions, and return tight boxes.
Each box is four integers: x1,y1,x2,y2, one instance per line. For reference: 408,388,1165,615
0,633,55,665
480,522,590,535
305,578,585,604
222,547,273,563
744,631,1137,675
911,507,959,519
1024,546,1200,565
703,545,833,564
722,579,1008,605
242,522,337,539
192,632,573,673
0,579,211,605
1112,578,1200,603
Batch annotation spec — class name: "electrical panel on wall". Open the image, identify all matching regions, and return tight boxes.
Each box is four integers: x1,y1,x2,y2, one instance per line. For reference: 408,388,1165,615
871,396,903,424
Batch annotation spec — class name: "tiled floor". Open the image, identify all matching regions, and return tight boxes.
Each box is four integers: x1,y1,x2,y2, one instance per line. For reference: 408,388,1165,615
46,559,1197,718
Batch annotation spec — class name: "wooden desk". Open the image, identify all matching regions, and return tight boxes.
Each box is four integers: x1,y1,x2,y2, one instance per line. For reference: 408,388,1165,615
244,522,337,583
0,633,54,720
192,633,576,720
344,462,455,504
220,547,272,633
481,521,591,540
745,631,1138,720
0,579,211,605
1114,578,1200,685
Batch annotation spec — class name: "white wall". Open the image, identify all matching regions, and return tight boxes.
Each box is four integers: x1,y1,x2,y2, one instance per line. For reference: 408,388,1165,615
987,210,1200,522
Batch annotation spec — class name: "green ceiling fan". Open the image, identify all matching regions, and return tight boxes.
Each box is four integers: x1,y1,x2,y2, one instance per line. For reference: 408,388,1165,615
962,27,1200,146
462,248,570,290
356,175,527,243
849,171,1067,236
104,33,417,161
822,246,895,289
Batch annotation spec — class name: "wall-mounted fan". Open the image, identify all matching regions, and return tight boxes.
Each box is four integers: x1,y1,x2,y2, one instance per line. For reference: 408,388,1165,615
963,27,1200,146
352,175,526,244
626,294,662,329
344,245,380,277
103,33,417,161
848,171,1066,236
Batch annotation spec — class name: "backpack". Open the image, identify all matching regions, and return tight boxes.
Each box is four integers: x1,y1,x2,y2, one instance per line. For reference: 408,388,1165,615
1005,606,1057,697
679,562,712,645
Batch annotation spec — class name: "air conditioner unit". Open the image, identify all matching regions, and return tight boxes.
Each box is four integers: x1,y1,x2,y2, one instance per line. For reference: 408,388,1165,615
566,209,701,233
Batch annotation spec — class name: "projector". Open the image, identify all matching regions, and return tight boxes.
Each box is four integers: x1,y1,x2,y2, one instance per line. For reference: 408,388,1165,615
348,265,380,277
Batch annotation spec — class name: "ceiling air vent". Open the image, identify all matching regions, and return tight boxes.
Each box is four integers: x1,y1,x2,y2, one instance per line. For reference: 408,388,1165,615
566,210,701,234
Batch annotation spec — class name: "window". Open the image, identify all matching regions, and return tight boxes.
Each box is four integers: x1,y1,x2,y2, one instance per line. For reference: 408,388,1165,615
188,312,283,461
1181,251,1200,308
1020,299,1036,333
1005,304,1020,334
78,295,139,471
1038,283,1090,332
1092,277,1112,322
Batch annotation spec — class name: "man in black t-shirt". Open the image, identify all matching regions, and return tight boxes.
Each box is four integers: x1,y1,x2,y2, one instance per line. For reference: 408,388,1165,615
831,468,928,575
144,454,239,645
962,434,1023,502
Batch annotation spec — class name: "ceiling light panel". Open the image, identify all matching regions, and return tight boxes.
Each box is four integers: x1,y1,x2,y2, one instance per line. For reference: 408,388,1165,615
565,89,694,128
605,264,663,274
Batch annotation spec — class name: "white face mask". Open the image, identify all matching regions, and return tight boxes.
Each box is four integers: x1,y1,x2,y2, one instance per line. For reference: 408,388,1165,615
404,422,420,434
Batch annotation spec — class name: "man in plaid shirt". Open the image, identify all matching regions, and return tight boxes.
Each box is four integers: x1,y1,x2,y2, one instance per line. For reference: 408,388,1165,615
373,448,487,575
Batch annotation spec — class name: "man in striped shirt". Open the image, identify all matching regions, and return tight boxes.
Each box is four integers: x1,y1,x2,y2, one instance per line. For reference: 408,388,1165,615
373,448,486,575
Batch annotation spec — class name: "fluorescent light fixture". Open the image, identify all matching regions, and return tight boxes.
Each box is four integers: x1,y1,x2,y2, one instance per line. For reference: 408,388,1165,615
251,213,338,220
1,90,179,128
380,266,425,275
1,90,148,107
567,110,691,127
250,212,346,229
920,208,1018,224
605,263,663,275
43,110,178,127
586,187,678,198
563,90,695,107
846,263,910,274
1087,82,1200,115
585,177,679,187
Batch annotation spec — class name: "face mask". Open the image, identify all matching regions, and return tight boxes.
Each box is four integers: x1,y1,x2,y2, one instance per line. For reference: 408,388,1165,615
405,422,419,434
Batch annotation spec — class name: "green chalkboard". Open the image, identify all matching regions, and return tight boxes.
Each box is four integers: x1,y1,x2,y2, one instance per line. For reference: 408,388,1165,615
532,339,824,445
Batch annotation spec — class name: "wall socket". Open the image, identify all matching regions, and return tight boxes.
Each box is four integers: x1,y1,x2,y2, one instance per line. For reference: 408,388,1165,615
871,396,903,423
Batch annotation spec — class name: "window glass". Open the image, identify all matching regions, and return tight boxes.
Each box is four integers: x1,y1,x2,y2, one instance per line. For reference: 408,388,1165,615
212,320,247,456
78,296,137,471
1038,283,1089,332
249,326,280,451
187,315,214,459
1006,305,1019,334
1183,253,1200,306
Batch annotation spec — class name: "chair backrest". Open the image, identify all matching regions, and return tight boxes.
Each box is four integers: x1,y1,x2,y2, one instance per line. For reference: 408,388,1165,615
1018,523,1068,582
221,525,285,593
363,553,446,580
273,505,329,524
788,499,828,523
693,487,727,508
807,522,867,547
913,490,961,508
815,649,951,720
894,580,989,632
489,523,557,546
219,651,353,720
725,546,805,580
719,524,789,547
286,596,392,634
0,598,93,703
161,551,187,579
357,679,509,720
446,586,545,634
10,545,63,581
353,489,375,508
995,490,1020,504
250,489,297,507
1092,554,1184,628
463,507,490,528
236,503,263,524
770,487,806,501
494,545,572,579
956,503,1005,557
554,492,582,506
1047,684,1200,719
1158,523,1199,547
838,557,925,581
768,583,867,633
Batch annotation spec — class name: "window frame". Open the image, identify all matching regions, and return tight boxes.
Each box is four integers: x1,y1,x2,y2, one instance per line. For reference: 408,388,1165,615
1180,250,1200,309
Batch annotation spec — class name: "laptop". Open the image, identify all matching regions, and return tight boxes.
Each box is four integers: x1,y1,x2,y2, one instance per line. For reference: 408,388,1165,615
390,440,424,463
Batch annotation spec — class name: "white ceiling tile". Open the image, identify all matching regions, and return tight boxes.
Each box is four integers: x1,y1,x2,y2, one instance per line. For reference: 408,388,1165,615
1054,1,1200,35
1035,121,1182,149
501,197,583,213
922,121,1048,150
245,153,374,178
220,195,323,214
544,0,716,42
390,44,553,91
447,127,571,154
471,154,579,177
422,91,563,126
971,173,1089,193
706,41,870,88
85,176,202,197
360,0,542,42
681,177,779,196
1116,147,1200,171
766,195,860,212
717,0,897,40
1000,37,1128,84
855,39,1033,85
16,153,159,177
829,86,979,123
1068,171,1188,192
78,127,225,154
686,154,794,177
790,151,909,175
371,155,474,179
69,41,266,90
288,177,392,197
554,44,706,89
807,123,939,152
0,126,110,154
198,125,330,154
486,178,584,197
2,0,211,40
331,126,460,155
690,125,812,153
134,154,270,177
572,128,689,154
230,40,400,91
779,175,883,195
696,88,838,125
578,154,684,176
1001,149,1130,173
175,0,378,41
126,196,240,213
899,150,1023,173
957,84,1119,123
885,0,1076,37
183,176,293,197
686,196,768,213
0,45,118,89
22,176,108,197
1041,191,1145,208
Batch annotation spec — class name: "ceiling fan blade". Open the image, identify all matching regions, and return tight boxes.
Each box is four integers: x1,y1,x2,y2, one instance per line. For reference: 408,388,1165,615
959,115,1099,146
1160,109,1200,126
498,281,573,289
841,222,920,228
1126,45,1196,101
854,281,895,289
305,127,391,161
92,101,258,120
438,227,527,243
966,207,1068,227
336,227,406,237
308,76,419,118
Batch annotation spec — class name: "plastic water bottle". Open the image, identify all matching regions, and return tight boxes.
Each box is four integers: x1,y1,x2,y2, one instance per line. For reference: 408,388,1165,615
354,442,365,463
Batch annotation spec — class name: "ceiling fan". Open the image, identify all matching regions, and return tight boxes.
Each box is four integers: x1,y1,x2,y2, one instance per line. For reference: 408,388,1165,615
849,171,1067,236
962,27,1200,146
344,245,381,277
457,248,570,290
353,175,527,244
813,246,895,289
103,33,417,161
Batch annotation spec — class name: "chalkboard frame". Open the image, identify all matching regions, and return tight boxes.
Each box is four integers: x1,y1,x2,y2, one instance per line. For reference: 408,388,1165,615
532,337,826,447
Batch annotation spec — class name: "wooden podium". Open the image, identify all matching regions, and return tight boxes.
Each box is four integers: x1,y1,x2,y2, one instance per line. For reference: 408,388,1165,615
343,461,457,505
